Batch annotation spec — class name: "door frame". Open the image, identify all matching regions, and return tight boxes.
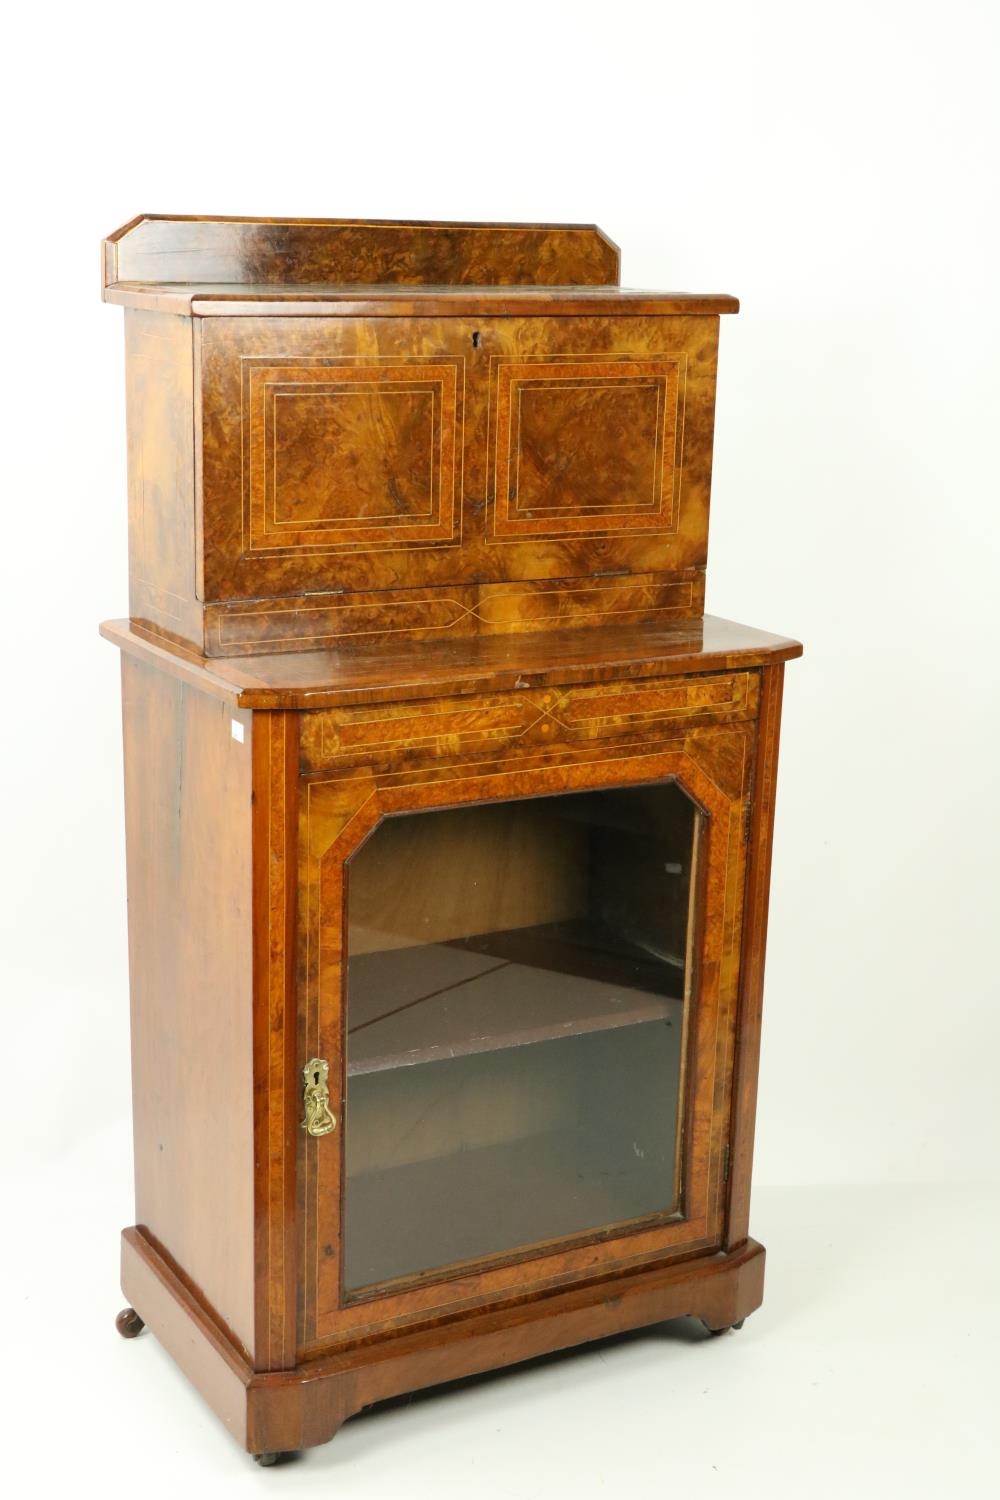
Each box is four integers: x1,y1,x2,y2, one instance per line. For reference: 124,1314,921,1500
297,720,753,1355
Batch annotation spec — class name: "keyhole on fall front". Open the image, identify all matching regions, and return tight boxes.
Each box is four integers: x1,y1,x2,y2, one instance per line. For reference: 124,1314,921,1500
472,330,481,348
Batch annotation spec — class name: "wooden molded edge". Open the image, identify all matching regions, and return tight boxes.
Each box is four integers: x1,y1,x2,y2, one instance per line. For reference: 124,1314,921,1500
100,616,802,713
99,620,240,705
103,214,147,294
186,291,738,318
106,213,623,236
101,285,740,316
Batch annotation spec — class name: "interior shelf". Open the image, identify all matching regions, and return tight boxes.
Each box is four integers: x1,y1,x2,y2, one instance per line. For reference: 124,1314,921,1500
347,922,685,1077
344,1112,678,1293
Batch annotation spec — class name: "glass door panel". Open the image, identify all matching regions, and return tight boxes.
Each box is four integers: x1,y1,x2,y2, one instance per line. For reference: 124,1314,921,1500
343,781,701,1295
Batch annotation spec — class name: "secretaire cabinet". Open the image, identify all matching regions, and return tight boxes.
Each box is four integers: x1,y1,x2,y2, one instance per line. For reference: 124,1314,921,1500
101,215,801,1464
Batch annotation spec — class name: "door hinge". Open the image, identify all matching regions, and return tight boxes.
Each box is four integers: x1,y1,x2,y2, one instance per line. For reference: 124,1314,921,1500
722,1142,731,1184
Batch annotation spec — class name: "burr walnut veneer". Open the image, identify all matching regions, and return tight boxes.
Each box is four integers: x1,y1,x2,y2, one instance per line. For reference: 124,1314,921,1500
102,215,800,1464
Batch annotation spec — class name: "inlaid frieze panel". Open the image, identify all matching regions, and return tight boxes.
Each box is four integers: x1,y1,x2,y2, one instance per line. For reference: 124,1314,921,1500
299,670,758,772
205,574,703,654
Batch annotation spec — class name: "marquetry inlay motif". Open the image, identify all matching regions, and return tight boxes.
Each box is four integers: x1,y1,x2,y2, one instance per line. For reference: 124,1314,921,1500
299,671,757,772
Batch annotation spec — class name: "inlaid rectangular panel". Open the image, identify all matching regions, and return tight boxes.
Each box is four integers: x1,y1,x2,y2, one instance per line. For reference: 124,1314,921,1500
488,355,684,542
243,357,463,554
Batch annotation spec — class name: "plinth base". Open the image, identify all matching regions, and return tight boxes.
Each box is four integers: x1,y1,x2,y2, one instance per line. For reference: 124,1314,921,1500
119,1226,765,1459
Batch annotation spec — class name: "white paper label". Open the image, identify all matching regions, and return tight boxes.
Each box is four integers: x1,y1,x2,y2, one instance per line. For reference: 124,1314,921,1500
231,720,245,744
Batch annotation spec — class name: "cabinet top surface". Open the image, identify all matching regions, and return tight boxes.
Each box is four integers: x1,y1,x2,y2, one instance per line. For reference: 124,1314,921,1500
100,614,802,710
104,282,740,317
102,214,738,316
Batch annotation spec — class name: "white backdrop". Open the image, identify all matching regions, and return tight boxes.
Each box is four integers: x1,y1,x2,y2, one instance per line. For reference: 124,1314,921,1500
1,2,997,1493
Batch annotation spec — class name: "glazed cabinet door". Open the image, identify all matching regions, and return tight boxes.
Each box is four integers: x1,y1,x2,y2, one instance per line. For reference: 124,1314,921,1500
296,671,758,1354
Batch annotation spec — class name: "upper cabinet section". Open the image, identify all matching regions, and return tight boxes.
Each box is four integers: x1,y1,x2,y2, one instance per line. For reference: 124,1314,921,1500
196,311,721,601
105,217,738,658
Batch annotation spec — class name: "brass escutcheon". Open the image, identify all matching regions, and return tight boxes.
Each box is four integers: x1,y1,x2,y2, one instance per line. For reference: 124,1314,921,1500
301,1058,337,1137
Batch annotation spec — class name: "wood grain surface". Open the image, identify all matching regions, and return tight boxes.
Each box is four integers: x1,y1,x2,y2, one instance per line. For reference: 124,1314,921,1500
196,313,720,607
297,703,753,1350
121,1224,765,1456
726,662,787,1248
104,214,622,289
104,215,798,1462
105,284,739,317
106,220,738,655
120,657,256,1356
100,613,802,710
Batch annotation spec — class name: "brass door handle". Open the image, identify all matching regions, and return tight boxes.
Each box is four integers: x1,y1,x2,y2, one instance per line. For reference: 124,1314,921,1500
301,1058,337,1137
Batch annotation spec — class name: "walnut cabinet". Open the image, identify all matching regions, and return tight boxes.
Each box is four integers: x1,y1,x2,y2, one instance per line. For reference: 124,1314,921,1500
101,216,800,1463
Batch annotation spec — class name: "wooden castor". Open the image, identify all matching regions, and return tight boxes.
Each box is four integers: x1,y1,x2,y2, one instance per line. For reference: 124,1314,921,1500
115,1307,145,1339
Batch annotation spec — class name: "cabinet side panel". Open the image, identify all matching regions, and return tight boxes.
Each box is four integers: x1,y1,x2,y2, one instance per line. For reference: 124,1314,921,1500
726,663,785,1248
124,310,204,650
121,656,254,1352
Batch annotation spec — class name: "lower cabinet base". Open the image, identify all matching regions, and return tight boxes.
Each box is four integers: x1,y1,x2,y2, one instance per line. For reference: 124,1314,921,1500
120,1226,765,1460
